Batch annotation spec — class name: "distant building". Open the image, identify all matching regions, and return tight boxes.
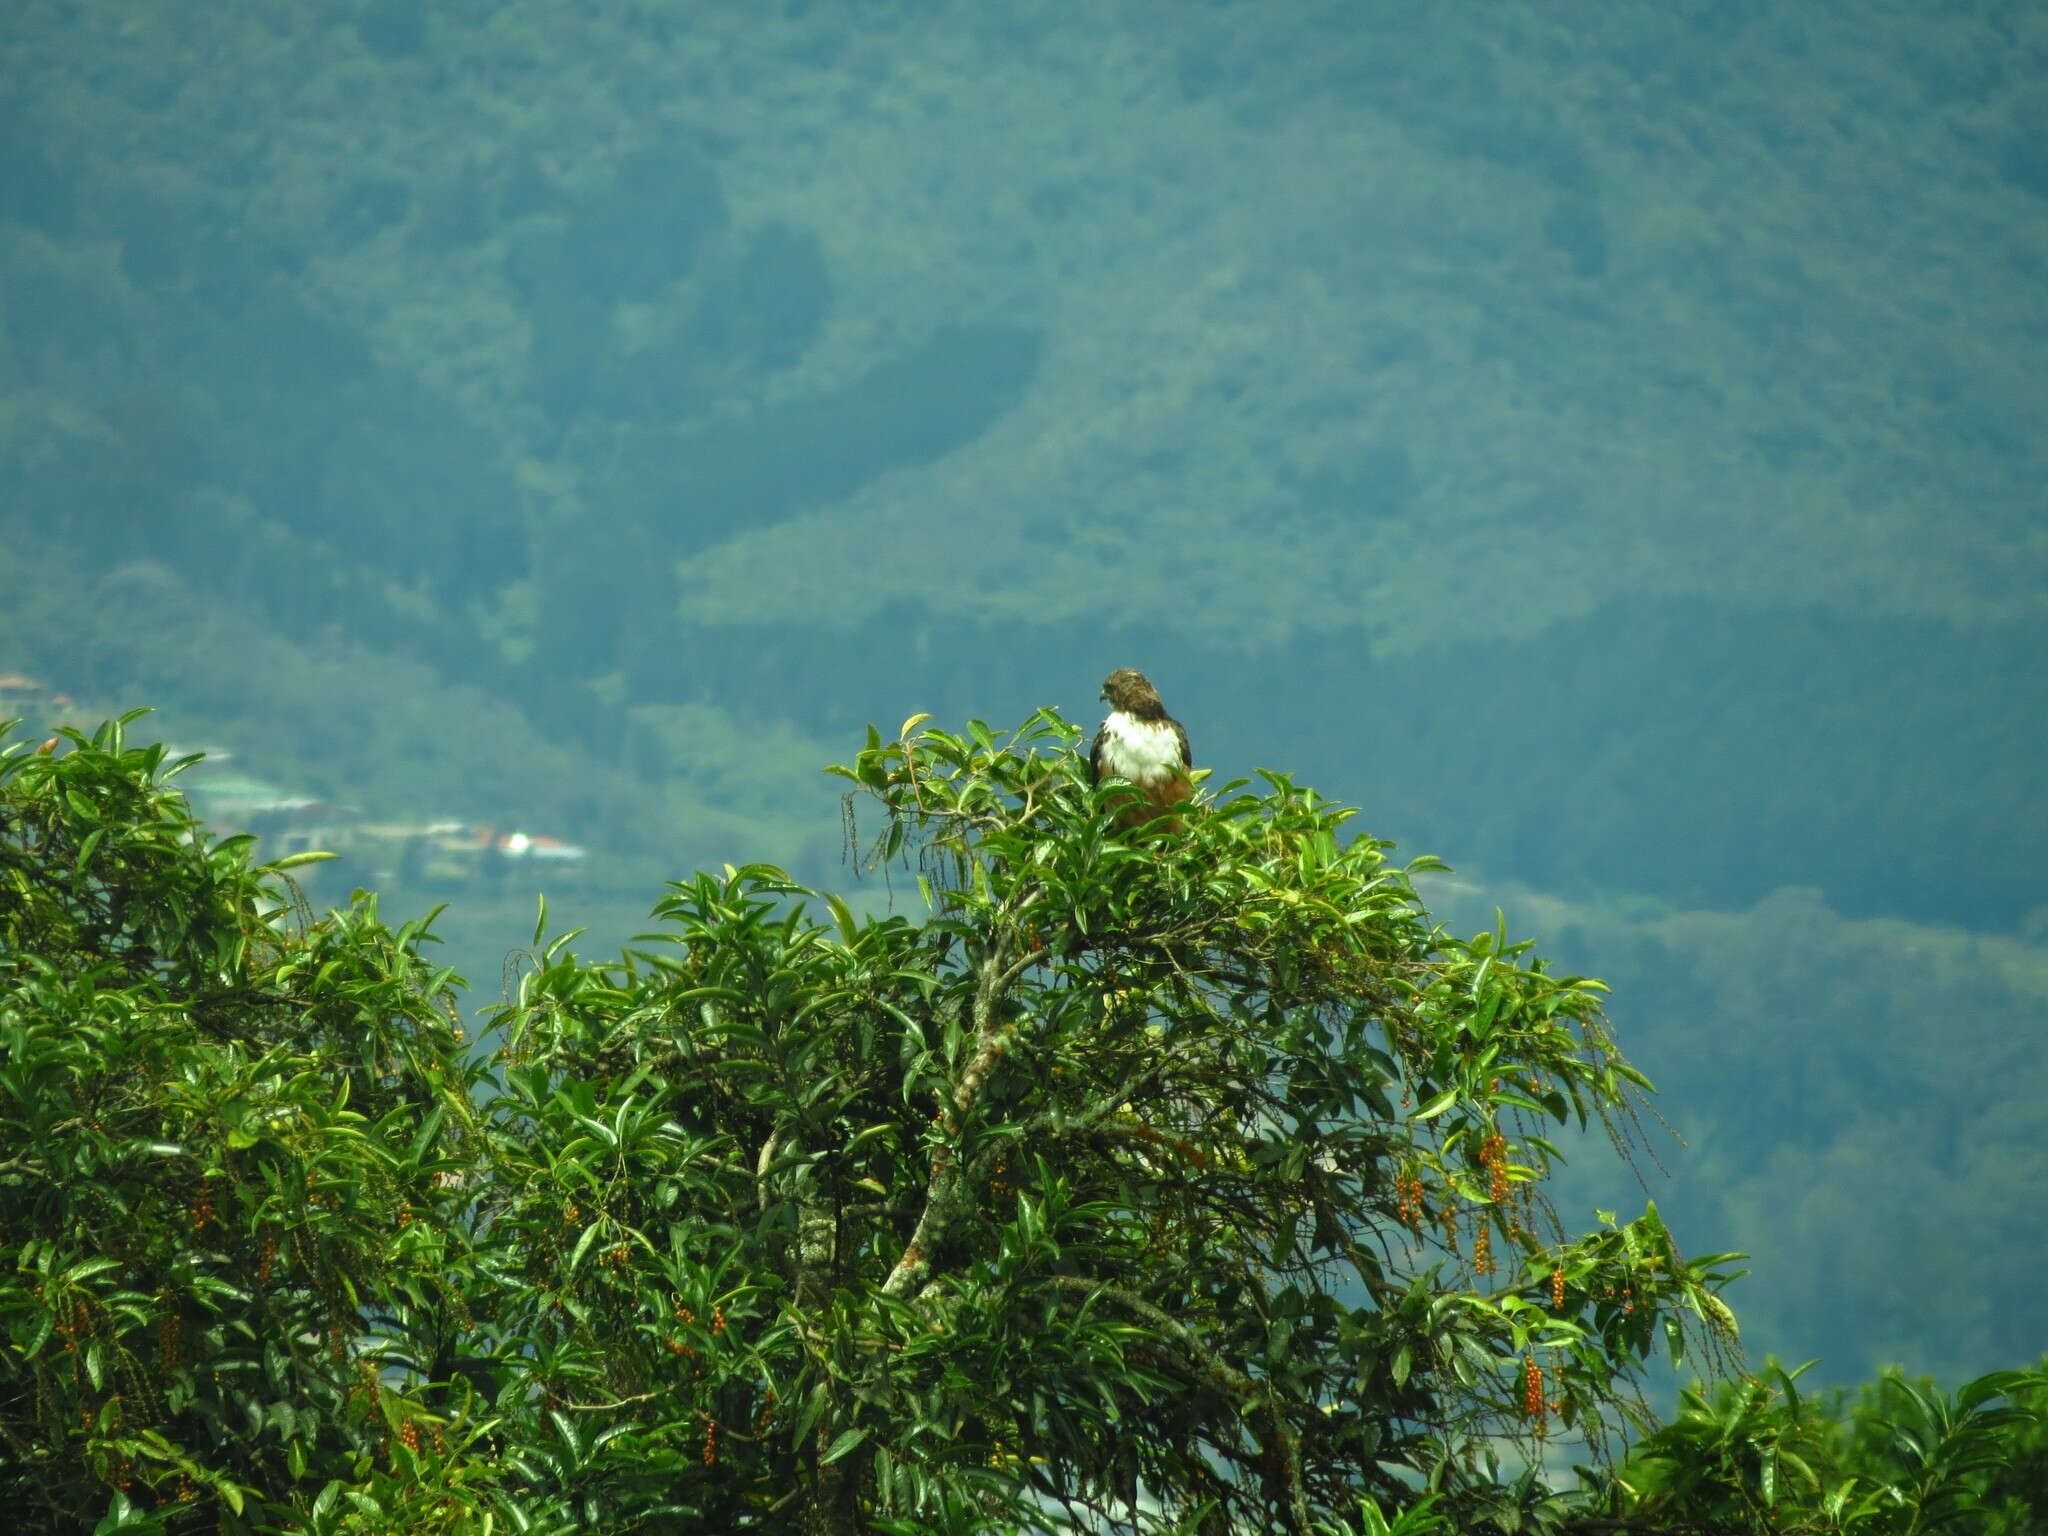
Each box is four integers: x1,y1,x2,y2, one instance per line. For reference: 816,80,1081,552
497,830,588,864
181,770,302,825
349,821,589,887
250,802,363,860
18,676,590,890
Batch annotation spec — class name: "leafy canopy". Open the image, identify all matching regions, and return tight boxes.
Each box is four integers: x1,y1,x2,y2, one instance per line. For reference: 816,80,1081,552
0,713,489,1534
0,708,1782,1535
483,709,1740,1534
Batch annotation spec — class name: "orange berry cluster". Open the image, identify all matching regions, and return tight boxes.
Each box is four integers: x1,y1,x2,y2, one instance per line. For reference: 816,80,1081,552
1479,1132,1511,1204
190,1181,217,1234
1550,1265,1567,1310
667,1299,703,1363
711,1303,727,1333
257,1234,278,1286
702,1419,718,1466
1523,1355,1546,1431
1598,1282,1637,1314
1472,1224,1494,1278
1394,1170,1427,1230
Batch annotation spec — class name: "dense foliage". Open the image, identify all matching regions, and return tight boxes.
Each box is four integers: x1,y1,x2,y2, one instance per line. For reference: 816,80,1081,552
9,713,2041,1535
1593,1360,2048,1536
477,710,1740,1534
0,715,489,1532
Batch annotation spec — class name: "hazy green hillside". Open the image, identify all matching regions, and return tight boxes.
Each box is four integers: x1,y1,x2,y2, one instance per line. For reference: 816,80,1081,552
4,0,2043,932
1426,871,2048,1387
4,0,2045,1390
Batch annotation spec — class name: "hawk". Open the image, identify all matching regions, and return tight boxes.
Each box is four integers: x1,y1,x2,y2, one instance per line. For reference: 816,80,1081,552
1091,668,1193,828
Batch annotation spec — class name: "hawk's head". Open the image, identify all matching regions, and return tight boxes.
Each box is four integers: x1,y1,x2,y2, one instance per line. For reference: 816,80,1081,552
1100,668,1167,719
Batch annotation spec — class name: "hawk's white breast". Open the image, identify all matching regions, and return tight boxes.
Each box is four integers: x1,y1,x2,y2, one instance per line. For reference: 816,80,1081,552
1097,711,1184,786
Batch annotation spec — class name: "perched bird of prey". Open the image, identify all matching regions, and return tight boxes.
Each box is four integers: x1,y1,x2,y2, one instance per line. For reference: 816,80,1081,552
1090,668,1193,828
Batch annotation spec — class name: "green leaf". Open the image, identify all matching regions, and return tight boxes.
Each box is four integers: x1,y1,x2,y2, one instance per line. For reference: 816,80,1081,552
91,1492,163,1536
822,1426,870,1464
1411,1089,1459,1121
267,850,338,871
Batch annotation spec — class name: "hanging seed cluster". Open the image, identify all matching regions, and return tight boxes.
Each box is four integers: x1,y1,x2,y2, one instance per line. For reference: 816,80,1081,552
189,1179,217,1234
1479,1132,1511,1204
1394,1168,1427,1230
665,1299,705,1369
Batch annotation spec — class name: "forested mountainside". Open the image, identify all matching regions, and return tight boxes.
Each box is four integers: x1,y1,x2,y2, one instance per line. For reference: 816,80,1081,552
3,0,2043,928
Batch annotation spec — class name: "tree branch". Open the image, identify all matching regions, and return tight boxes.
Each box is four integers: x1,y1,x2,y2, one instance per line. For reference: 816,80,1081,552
881,908,1043,1301
1042,1275,1317,1532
